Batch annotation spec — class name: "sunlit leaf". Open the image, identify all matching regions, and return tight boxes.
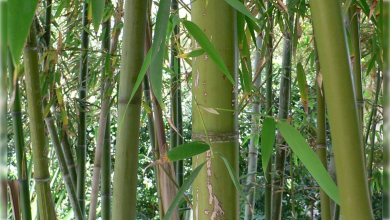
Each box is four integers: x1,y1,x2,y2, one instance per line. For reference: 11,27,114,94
297,62,308,114
164,141,210,162
218,151,252,212
183,20,235,86
277,121,340,204
150,0,171,106
223,0,257,22
91,0,105,32
8,0,39,64
177,49,204,58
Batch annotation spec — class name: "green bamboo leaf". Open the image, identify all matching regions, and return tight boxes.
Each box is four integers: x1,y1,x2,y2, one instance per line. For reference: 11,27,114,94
91,0,105,32
342,0,353,18
277,121,340,204
223,0,257,23
297,62,308,114
366,54,376,76
183,20,235,86
164,141,210,162
261,118,276,179
245,16,260,46
177,49,204,58
8,0,39,64
150,0,171,106
218,152,252,208
163,162,206,220
54,0,66,18
1,1,6,65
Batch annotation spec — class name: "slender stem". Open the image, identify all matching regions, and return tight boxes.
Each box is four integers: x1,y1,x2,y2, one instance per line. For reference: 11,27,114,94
244,24,263,220
9,48,32,220
24,21,56,220
101,2,112,219
314,41,331,220
77,2,89,217
272,3,294,219
367,71,381,192
348,4,364,132
264,3,273,219
45,113,83,220
88,98,110,220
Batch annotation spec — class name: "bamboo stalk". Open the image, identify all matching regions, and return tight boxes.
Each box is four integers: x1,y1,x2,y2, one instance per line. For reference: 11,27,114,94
244,28,263,220
271,3,294,218
150,87,179,220
264,3,273,219
309,0,374,218
348,4,364,131
45,113,83,220
144,19,164,219
315,42,331,220
88,97,110,220
112,0,147,218
60,131,77,195
9,49,32,220
24,21,56,220
77,2,89,217
191,0,238,218
170,0,184,189
101,3,112,218
367,71,381,190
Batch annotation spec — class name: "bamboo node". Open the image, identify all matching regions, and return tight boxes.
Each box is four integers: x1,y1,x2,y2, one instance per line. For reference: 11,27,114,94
316,144,327,149
34,177,50,182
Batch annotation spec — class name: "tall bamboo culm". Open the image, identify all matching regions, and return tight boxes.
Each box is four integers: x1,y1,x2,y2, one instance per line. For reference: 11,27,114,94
170,0,184,188
77,2,89,217
310,0,374,219
314,43,331,220
9,49,32,220
101,2,112,218
271,3,294,219
348,4,364,130
244,30,263,220
112,0,146,218
191,0,238,218
45,111,83,220
24,21,56,220
264,3,273,219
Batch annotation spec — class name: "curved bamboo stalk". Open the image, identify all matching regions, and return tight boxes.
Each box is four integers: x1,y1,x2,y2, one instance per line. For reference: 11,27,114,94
24,21,56,220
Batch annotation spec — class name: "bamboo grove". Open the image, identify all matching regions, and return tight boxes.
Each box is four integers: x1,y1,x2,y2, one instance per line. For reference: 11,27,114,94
4,0,385,219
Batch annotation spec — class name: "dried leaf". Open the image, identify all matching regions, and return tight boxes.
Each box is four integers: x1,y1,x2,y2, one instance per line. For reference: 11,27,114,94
199,105,219,115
